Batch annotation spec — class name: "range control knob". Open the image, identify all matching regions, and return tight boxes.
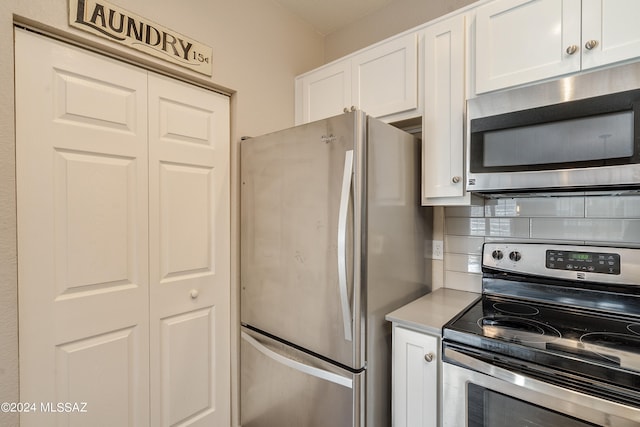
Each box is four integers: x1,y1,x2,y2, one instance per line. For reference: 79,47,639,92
509,251,522,262
491,250,504,260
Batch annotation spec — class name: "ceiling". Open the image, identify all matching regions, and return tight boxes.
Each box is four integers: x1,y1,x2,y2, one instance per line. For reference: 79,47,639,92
274,0,397,35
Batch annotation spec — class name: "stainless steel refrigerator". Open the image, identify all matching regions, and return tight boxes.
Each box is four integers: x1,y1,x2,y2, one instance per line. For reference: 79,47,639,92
240,111,431,426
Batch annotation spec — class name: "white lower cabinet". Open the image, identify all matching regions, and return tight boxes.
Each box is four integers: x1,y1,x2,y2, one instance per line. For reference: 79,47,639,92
392,326,439,427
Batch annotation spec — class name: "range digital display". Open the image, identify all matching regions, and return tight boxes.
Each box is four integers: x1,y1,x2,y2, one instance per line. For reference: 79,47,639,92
569,252,592,261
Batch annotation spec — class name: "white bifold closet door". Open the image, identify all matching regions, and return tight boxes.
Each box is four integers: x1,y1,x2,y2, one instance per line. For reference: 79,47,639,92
15,28,230,427
147,73,230,427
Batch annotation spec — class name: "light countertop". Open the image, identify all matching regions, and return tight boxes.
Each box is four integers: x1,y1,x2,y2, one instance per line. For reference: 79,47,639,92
385,288,480,336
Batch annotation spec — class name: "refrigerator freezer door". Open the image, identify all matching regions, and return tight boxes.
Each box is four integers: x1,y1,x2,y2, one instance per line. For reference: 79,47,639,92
241,112,359,367
240,327,361,427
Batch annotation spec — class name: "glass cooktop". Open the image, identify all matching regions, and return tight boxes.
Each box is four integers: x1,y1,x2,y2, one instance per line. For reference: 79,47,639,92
444,294,640,405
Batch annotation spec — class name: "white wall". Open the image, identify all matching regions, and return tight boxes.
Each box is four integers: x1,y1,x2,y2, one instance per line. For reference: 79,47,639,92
324,0,476,62
0,1,323,425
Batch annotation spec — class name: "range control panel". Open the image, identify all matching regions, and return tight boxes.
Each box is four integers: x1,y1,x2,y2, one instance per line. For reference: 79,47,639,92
482,243,638,285
546,250,620,275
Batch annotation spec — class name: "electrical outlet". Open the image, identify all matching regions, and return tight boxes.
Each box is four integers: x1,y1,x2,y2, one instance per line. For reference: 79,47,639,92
432,240,444,260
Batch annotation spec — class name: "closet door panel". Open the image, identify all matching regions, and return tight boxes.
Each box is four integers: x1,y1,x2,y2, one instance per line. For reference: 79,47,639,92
148,74,231,427
15,29,149,427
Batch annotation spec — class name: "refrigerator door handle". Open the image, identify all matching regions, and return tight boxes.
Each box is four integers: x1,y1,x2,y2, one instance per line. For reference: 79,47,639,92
338,149,354,342
241,331,353,389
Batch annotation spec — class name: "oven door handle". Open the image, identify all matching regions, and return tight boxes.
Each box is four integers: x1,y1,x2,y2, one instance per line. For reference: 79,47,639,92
445,346,638,406
444,346,640,426
444,347,532,386
446,345,640,398
444,346,587,409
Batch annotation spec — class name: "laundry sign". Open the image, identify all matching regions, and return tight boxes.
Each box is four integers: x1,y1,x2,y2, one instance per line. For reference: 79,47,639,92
69,0,213,76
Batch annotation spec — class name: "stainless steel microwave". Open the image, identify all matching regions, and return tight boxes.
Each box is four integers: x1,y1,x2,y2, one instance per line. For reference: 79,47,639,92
466,62,640,193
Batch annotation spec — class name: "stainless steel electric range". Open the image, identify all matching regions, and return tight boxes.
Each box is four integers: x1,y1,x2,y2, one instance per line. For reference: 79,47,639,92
442,242,640,427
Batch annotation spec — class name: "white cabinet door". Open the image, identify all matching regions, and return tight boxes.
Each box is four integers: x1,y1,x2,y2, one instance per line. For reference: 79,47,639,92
422,15,468,205
475,0,581,94
352,33,419,118
296,32,419,124
393,327,439,427
16,29,150,426
582,0,640,69
148,75,230,426
297,60,352,124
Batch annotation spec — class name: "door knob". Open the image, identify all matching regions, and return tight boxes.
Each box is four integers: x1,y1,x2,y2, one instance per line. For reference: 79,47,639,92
424,353,434,363
190,289,199,299
452,176,461,184
565,45,578,55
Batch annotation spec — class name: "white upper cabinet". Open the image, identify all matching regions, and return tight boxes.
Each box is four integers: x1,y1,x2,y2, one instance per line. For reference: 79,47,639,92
475,0,581,94
296,61,352,125
422,13,470,205
351,33,419,119
475,0,640,94
295,32,419,124
581,0,640,69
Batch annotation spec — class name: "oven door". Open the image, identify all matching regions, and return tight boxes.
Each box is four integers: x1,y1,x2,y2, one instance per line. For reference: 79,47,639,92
442,346,640,427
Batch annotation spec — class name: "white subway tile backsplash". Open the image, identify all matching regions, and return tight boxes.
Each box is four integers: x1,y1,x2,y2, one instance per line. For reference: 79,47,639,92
586,195,640,218
530,218,640,243
443,271,482,293
445,235,484,255
446,218,485,236
444,253,482,274
484,236,583,245
445,205,485,218
446,217,529,237
584,240,640,248
484,199,518,217
487,218,530,237
609,221,640,243
485,197,584,218
441,194,640,291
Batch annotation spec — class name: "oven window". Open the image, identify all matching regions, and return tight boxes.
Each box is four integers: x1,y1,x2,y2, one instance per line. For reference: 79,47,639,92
467,384,598,427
